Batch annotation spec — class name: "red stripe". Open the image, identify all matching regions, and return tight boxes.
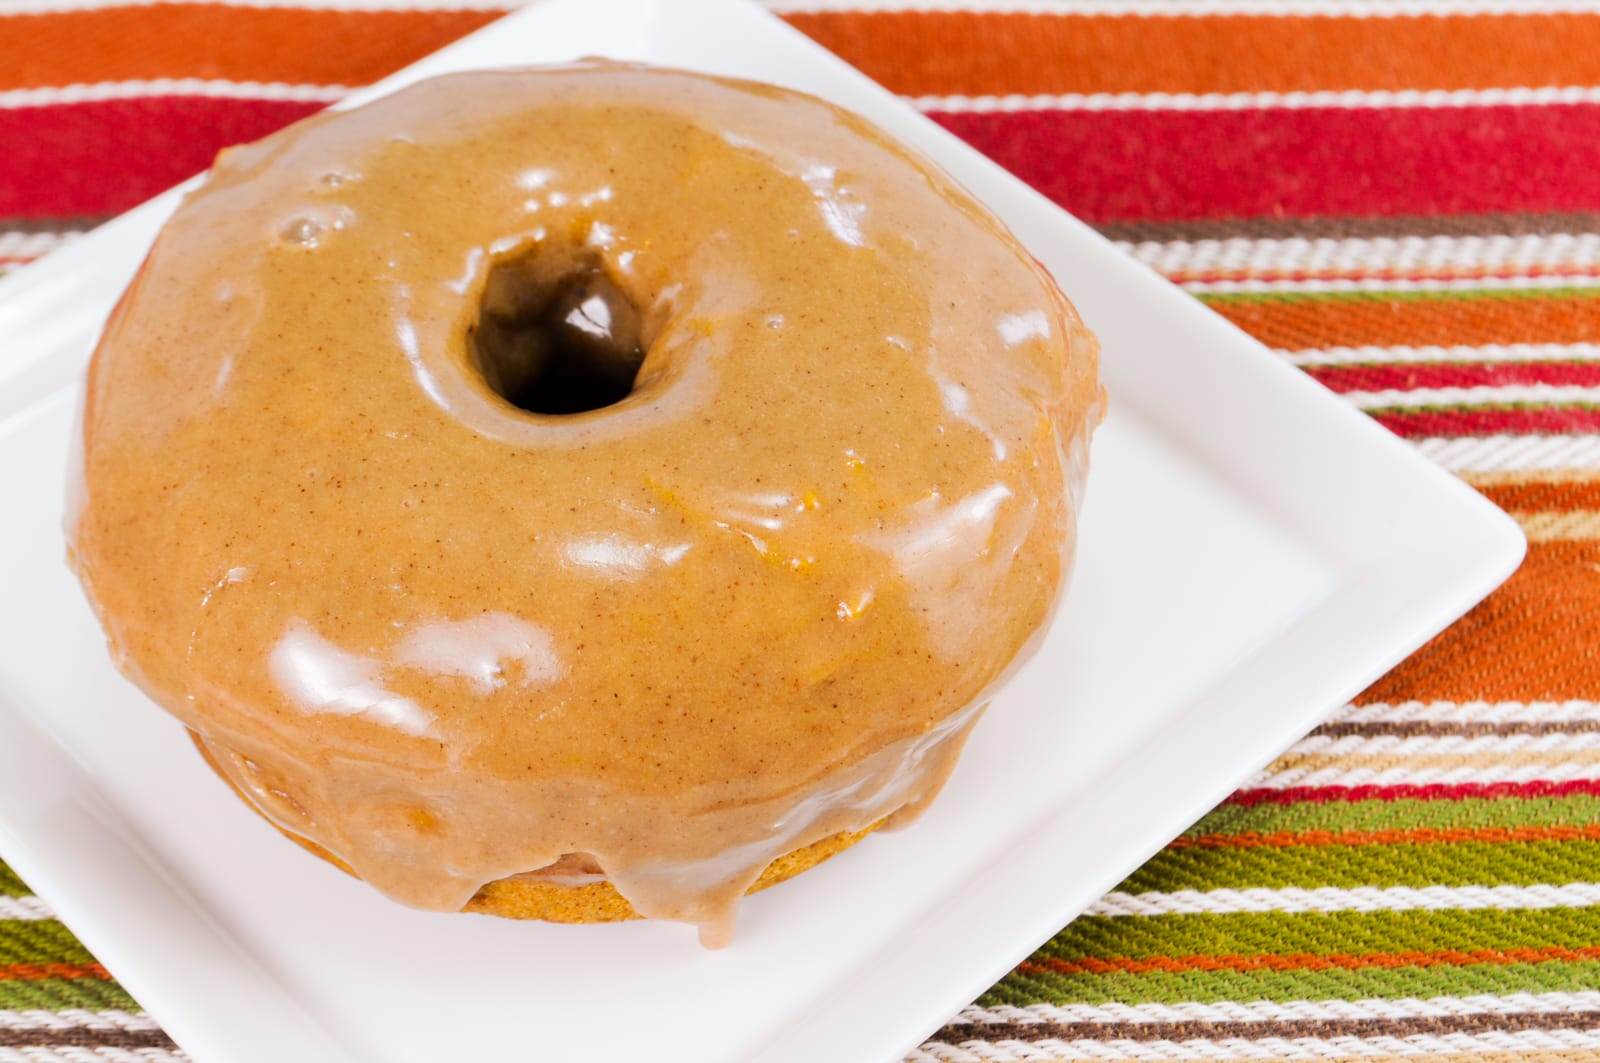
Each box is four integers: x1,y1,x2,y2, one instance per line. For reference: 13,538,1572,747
1374,406,1600,437
1310,361,1600,394
0,97,323,219
1228,780,1600,805
930,105,1600,223
9,97,1600,224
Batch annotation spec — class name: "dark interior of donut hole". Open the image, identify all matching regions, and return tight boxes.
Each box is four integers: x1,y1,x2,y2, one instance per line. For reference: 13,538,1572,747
469,250,646,415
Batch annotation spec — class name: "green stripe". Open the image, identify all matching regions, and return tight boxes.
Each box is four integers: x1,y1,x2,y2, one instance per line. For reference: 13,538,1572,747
0,862,27,897
1196,286,1600,306
1034,907,1600,963
1121,839,1600,891
980,959,1600,1008
1185,794,1600,838
0,920,100,966
0,977,138,1011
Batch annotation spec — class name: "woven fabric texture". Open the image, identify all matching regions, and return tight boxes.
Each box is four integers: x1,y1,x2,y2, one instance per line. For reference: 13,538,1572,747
4,2,1600,1060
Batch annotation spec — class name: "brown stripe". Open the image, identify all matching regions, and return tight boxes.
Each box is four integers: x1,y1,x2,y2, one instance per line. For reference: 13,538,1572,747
1360,540,1600,704
13,1030,179,1052
931,1010,1600,1045
1211,293,1600,351
1315,719,1600,738
787,11,1600,97
1480,478,1600,513
0,6,500,91
0,214,110,236
1097,212,1600,244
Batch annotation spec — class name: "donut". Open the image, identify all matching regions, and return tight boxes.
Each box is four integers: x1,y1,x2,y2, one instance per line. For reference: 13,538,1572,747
69,61,1103,945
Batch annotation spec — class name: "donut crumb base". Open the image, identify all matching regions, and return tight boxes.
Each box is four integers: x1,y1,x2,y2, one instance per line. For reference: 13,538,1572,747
189,727,878,925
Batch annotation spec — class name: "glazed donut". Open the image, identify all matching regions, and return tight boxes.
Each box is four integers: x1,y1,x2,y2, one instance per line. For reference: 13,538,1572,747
69,62,1103,945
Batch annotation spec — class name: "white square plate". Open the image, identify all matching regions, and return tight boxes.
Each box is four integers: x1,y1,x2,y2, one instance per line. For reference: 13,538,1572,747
0,1,1526,1060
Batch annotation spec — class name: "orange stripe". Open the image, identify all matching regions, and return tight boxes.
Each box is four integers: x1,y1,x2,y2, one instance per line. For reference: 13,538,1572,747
0,5,501,91
0,962,110,981
1212,294,1600,352
1172,824,1600,850
1019,945,1600,977
1479,478,1600,513
786,11,1600,97
1361,541,1600,704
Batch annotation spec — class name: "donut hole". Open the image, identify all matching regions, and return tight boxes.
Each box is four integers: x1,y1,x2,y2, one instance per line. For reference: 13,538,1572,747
470,253,645,415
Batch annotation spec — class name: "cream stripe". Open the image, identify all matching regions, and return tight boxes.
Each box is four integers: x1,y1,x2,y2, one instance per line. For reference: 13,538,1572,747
1257,749,1600,789
1086,884,1600,917
0,1012,162,1034
918,87,1600,113
0,80,349,110
0,232,82,259
911,1029,1600,1062
1344,384,1600,410
1285,731,1600,757
1340,701,1600,725
1463,468,1600,486
1414,434,1600,473
1190,275,1600,293
952,992,1600,1027
1286,343,1600,367
0,1050,187,1063
0,895,53,921
1121,235,1600,282
1515,510,1600,541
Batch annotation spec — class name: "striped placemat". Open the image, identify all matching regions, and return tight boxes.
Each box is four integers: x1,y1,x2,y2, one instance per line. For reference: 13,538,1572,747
5,2,1600,1060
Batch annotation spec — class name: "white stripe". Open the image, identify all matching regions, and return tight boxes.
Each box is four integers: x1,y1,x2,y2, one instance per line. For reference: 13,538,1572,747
1338,700,1600,725
0,80,349,110
774,0,1600,15
1286,342,1600,366
3,0,1594,15
1189,274,1600,293
1085,883,1600,917
1416,433,1600,472
918,86,1600,113
0,895,53,920
1120,234,1600,282
0,1013,162,1035
0,80,1490,122
1284,731,1600,757
1343,384,1600,410
911,1028,1600,1061
951,992,1600,1028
